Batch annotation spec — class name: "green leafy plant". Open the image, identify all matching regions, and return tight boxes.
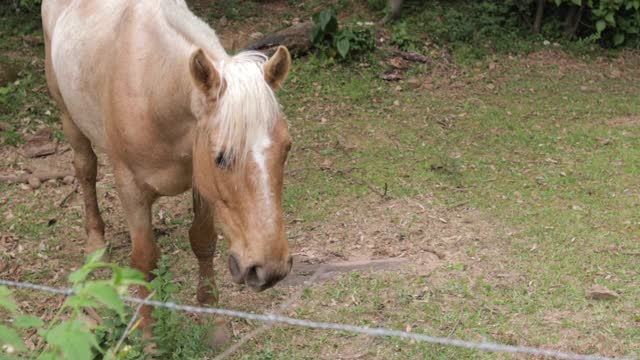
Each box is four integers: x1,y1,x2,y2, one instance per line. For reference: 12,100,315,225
0,249,147,359
311,9,376,61
553,0,640,46
147,256,212,359
366,0,388,12
391,21,418,50
528,0,640,46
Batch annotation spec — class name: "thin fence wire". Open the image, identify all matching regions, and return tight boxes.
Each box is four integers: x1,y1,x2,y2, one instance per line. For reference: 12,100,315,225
0,278,630,360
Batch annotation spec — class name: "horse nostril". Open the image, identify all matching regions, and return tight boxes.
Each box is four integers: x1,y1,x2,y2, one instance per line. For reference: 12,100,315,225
245,264,266,289
228,254,244,284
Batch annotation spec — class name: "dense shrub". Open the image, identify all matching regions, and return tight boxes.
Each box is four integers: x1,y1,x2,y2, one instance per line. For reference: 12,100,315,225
393,0,639,48
311,8,376,62
5,0,41,14
551,0,640,46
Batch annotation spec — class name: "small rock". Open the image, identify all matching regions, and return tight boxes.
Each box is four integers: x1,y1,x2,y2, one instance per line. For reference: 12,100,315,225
249,32,264,40
319,117,328,124
63,175,75,185
388,57,409,69
393,100,400,106
586,285,619,300
395,85,402,91
486,83,495,90
28,176,41,189
543,40,550,46
381,69,403,81
19,183,30,191
580,85,589,92
597,138,611,147
23,127,56,158
398,51,429,63
218,16,228,27
320,159,333,170
406,77,421,89
488,62,497,71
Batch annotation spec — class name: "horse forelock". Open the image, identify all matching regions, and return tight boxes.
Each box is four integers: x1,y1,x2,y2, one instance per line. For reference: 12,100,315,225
209,51,280,168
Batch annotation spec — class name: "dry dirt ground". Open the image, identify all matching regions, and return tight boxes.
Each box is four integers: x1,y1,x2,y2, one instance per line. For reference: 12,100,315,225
0,139,507,356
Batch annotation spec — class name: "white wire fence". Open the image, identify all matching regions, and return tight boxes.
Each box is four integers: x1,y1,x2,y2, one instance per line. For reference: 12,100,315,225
0,278,632,360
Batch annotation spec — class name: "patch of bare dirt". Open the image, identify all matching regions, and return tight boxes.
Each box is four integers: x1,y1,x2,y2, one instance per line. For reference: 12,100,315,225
506,308,638,358
289,195,504,278
606,115,640,127
525,48,640,79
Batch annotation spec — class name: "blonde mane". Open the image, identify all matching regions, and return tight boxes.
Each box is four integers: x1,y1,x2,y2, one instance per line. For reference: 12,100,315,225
161,0,280,167
211,52,280,166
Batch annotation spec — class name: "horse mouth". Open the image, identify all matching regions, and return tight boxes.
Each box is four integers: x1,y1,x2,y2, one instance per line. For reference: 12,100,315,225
228,254,292,291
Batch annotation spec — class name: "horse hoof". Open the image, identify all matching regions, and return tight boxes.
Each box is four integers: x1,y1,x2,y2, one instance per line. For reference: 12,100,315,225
84,235,109,261
84,247,110,262
143,341,158,357
208,319,232,347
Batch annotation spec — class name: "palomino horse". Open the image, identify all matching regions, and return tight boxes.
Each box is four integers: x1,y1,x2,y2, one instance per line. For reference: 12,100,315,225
42,0,293,334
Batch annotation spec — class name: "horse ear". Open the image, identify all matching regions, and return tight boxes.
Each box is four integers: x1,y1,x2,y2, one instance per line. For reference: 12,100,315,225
264,46,291,90
189,49,220,93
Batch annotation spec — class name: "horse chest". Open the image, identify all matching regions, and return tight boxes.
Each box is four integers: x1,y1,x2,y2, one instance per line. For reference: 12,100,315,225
142,154,193,196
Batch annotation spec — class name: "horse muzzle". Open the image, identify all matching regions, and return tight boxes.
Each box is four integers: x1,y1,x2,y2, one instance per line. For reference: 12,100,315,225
228,253,293,292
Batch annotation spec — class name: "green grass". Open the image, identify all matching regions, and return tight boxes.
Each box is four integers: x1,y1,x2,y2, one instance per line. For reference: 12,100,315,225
0,9,59,146
271,31,639,358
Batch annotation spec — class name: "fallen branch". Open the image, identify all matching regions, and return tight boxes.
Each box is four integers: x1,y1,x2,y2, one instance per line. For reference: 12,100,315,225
245,21,313,57
57,183,79,208
330,168,390,200
395,50,429,63
213,268,326,360
0,171,74,184
421,247,446,260
112,291,155,355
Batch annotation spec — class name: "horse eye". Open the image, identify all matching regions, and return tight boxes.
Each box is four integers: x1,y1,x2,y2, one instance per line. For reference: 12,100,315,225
215,152,231,169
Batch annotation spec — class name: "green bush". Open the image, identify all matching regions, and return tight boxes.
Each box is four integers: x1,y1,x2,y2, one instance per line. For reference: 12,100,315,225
2,0,41,14
0,249,147,359
311,8,376,62
552,0,640,46
397,0,638,60
366,0,388,12
147,256,212,359
0,250,212,359
391,22,418,50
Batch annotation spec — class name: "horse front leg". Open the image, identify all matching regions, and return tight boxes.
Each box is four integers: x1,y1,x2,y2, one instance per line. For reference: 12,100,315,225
189,189,231,345
113,165,160,339
189,189,218,305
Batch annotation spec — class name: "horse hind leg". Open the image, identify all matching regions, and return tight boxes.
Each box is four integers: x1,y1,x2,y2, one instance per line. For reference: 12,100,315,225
61,113,106,255
44,36,106,256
